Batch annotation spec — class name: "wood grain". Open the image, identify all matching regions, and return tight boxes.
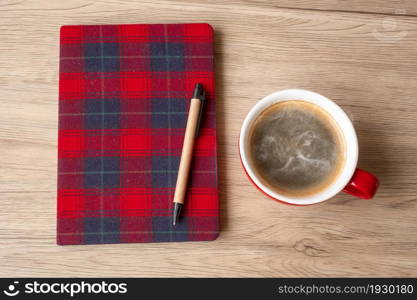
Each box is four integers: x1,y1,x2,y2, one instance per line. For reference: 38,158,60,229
1,0,417,277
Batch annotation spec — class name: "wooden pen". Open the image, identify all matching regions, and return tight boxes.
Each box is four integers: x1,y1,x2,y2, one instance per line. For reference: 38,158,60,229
172,83,206,226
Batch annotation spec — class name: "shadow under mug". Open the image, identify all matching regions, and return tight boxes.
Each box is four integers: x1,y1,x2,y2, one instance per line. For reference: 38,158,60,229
239,89,379,205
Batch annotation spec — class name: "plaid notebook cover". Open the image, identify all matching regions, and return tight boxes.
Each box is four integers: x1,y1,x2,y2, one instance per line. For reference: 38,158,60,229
57,23,218,245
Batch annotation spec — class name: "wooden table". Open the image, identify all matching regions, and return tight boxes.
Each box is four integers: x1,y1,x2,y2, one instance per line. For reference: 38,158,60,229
1,0,417,277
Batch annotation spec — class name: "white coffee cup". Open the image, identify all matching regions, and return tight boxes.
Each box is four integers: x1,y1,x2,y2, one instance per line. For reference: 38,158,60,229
239,89,379,205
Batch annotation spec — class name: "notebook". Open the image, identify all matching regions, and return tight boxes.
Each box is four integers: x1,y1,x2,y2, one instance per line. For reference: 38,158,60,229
57,23,218,245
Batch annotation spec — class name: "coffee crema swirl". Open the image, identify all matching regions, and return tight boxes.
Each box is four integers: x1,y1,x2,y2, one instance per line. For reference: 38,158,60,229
248,100,346,197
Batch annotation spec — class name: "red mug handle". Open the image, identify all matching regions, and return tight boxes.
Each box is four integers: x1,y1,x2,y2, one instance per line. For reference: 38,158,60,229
342,168,379,199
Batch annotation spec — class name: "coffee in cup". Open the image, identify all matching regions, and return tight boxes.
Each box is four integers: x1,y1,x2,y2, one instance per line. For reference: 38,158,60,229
240,89,379,205
247,100,346,197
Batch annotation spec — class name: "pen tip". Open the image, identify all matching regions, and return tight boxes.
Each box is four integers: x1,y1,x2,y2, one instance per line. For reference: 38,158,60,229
172,203,183,227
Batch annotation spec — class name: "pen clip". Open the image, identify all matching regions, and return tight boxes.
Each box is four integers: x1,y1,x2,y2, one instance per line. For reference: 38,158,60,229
193,83,206,138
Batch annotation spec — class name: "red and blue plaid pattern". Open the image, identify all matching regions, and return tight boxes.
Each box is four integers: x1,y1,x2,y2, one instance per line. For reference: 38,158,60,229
57,23,218,245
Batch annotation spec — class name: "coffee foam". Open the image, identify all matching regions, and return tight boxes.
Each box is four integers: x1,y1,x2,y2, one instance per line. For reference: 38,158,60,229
248,100,346,197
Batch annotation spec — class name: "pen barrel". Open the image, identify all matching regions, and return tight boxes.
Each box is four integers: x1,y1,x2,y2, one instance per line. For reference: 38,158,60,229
173,98,202,204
